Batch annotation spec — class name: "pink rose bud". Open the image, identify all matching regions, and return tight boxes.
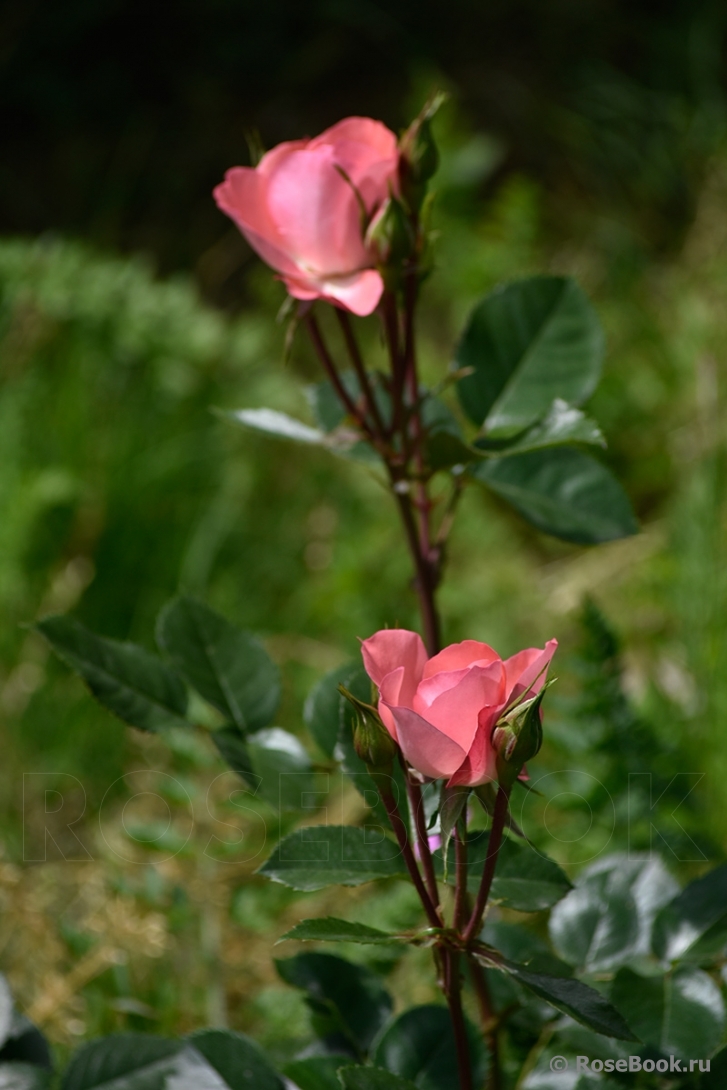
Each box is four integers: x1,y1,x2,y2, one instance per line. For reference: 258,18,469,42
213,117,400,316
360,630,557,788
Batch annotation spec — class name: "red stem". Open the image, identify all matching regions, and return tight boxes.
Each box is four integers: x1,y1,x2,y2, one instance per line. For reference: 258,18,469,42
305,312,375,441
454,825,469,932
402,759,440,913
335,309,387,437
463,785,511,946
380,787,441,930
443,950,474,1090
469,960,502,1090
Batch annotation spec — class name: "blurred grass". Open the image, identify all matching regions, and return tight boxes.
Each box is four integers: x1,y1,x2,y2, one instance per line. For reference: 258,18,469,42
2,123,727,1050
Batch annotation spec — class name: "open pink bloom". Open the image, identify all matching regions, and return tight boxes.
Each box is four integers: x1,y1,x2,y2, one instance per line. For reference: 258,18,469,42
361,630,557,787
213,117,399,316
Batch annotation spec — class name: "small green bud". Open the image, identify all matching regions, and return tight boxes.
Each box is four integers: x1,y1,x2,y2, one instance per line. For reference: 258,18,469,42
339,684,397,774
493,687,547,789
398,91,447,210
365,196,414,267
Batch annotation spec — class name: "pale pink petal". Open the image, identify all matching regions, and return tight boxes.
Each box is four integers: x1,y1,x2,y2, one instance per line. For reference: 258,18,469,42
414,666,471,710
301,269,384,316
447,706,501,787
256,139,309,178
415,663,506,753
361,629,427,696
387,705,467,780
504,639,558,704
310,117,399,206
213,168,300,278
422,640,500,680
377,666,407,742
266,146,369,276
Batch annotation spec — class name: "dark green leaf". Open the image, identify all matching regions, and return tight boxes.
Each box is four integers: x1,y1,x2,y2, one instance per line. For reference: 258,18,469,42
418,396,479,471
0,1064,52,1090
652,863,727,963
247,727,324,812
283,1055,350,1090
434,831,572,911
157,597,280,732
258,826,404,891
499,963,638,1041
279,918,403,946
225,407,326,445
60,1034,183,1090
307,372,391,435
372,1005,485,1090
475,399,605,456
425,429,480,472
337,1067,418,1090
333,666,409,830
438,786,470,879
549,853,679,972
185,1029,284,1090
482,921,572,978
700,1045,727,1087
455,275,604,432
305,662,361,759
36,615,188,732
471,447,638,544
610,966,725,1058
275,953,392,1056
0,1013,52,1070
0,979,12,1050
211,727,258,790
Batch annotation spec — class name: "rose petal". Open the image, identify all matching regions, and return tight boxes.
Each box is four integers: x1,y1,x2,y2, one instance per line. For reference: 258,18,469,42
414,663,506,753
504,638,558,704
446,705,500,787
376,666,406,741
213,168,301,279
422,640,500,680
361,629,428,694
386,705,467,780
286,269,383,316
310,117,399,206
266,146,370,277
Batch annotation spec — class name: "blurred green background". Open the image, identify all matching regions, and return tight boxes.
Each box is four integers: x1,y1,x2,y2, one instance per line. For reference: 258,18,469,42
2,0,727,1062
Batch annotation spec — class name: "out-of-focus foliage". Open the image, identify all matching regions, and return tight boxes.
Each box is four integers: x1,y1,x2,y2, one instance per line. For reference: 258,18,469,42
3,0,727,277
3,109,727,1060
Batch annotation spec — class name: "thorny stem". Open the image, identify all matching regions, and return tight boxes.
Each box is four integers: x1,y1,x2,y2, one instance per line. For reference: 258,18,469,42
382,291,405,442
469,960,502,1090
401,755,441,914
463,784,511,946
453,824,469,932
313,275,514,1089
391,483,441,656
336,309,387,437
380,786,441,930
305,313,374,437
443,950,474,1090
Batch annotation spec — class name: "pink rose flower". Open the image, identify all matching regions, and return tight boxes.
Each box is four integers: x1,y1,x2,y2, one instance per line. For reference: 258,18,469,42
361,630,557,787
213,117,399,316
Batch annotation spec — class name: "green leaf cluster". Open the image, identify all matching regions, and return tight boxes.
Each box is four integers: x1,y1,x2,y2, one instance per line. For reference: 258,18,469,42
226,275,637,545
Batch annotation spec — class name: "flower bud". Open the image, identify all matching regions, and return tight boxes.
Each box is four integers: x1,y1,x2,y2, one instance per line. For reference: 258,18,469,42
365,196,415,270
339,684,397,775
398,92,446,211
493,688,546,789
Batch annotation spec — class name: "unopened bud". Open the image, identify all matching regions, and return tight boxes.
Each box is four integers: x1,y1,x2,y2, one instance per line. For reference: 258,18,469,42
365,196,414,268
339,685,397,774
398,92,447,210
493,688,546,789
